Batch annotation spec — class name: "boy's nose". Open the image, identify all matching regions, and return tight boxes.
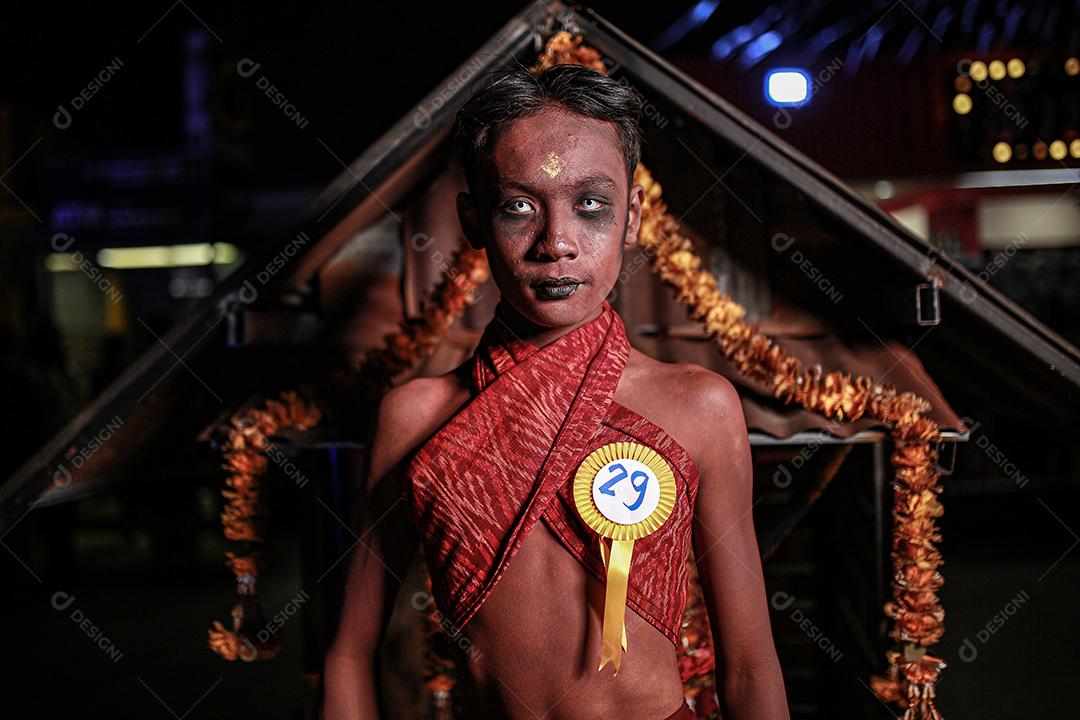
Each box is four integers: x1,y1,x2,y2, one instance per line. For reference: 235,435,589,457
533,213,579,261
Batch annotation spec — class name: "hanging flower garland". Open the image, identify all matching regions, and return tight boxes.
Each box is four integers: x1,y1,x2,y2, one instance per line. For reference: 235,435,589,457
422,570,459,720
207,389,322,661
208,29,949,720
534,31,947,719
678,557,719,718
207,245,489,661
634,161,946,719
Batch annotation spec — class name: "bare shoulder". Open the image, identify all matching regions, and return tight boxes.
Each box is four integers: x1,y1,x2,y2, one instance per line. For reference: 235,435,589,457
379,371,468,432
620,350,747,475
679,362,745,431
368,366,472,483
623,349,742,422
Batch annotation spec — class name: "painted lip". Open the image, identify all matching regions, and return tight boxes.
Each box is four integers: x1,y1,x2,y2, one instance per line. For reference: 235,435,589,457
531,275,583,288
531,275,583,299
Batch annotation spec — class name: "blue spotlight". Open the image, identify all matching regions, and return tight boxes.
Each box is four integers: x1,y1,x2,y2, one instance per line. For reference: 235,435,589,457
764,68,811,107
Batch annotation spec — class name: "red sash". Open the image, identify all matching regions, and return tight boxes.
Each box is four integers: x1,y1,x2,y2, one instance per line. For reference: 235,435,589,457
404,299,700,646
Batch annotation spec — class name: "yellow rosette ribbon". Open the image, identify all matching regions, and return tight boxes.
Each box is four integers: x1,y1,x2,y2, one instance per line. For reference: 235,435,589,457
573,440,676,675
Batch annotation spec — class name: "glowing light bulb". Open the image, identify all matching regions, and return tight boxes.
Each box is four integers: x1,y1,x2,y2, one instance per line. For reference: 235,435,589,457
764,69,811,106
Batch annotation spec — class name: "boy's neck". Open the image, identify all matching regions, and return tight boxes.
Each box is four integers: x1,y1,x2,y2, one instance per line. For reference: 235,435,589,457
494,299,605,349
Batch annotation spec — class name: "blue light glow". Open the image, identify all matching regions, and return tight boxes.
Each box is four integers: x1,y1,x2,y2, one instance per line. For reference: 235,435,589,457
690,0,719,23
765,68,811,106
742,31,782,65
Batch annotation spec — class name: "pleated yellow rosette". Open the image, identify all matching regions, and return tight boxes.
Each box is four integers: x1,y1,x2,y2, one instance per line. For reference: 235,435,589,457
573,440,676,674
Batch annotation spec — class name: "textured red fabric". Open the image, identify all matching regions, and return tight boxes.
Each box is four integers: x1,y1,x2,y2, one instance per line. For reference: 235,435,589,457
403,299,701,647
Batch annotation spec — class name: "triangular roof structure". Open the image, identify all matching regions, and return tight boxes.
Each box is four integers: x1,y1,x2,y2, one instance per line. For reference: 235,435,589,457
3,1,1079,532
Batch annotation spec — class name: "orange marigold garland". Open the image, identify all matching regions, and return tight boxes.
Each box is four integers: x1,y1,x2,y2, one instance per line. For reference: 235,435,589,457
422,570,459,720
529,29,608,74
207,244,489,661
679,557,719,717
207,390,322,661
634,162,947,717
534,31,948,718
334,245,491,401
208,31,950,720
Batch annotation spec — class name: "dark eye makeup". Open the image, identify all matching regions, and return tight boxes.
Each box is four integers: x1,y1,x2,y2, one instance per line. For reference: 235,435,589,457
495,195,615,222
576,196,612,220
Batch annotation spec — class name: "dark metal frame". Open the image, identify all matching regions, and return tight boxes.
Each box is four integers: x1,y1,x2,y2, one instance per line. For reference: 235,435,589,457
4,1,1078,534
564,4,1080,386
0,1,553,533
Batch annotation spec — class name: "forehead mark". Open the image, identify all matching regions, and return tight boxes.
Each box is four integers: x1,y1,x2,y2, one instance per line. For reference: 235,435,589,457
539,151,563,178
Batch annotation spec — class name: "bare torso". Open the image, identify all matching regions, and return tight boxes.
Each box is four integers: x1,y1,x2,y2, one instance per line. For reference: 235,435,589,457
402,348,710,720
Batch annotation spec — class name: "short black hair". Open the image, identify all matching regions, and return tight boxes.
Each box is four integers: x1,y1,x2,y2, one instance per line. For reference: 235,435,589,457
453,64,642,191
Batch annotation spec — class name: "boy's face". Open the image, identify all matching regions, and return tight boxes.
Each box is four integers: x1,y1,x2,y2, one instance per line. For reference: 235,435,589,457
458,104,644,330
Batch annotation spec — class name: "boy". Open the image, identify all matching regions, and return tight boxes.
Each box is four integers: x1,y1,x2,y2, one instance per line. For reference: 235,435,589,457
320,64,789,720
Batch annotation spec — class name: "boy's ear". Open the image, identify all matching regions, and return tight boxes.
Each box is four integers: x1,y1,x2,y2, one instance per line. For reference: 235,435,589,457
457,191,484,250
623,183,645,249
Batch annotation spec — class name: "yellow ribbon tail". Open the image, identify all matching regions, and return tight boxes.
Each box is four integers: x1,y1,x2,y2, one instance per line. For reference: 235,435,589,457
598,539,628,652
597,538,634,675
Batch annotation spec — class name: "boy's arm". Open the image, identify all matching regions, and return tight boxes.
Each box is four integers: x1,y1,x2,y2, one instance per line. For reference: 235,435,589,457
689,373,790,720
319,388,421,720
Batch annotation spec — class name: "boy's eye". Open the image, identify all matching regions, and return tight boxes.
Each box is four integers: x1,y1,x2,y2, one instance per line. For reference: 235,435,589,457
505,199,534,214
579,198,604,212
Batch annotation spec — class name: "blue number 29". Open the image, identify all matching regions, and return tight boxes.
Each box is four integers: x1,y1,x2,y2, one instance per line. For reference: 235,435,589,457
598,463,650,511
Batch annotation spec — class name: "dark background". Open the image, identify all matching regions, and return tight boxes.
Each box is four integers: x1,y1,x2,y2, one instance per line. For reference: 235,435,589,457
1,2,1078,718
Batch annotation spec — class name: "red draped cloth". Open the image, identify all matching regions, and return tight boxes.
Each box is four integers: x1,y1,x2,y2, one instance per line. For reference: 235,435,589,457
403,299,702,646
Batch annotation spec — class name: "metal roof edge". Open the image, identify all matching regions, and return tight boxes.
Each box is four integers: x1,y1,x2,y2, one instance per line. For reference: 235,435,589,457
0,1,555,533
566,5,1080,387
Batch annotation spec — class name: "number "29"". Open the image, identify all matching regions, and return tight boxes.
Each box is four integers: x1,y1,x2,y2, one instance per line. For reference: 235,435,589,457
598,463,649,511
